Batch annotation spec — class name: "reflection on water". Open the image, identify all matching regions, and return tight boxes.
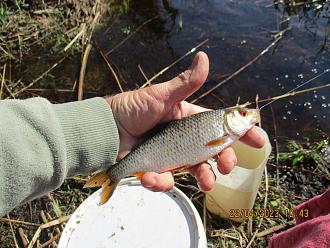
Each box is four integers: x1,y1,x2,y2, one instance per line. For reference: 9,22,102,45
95,0,330,144
12,0,330,144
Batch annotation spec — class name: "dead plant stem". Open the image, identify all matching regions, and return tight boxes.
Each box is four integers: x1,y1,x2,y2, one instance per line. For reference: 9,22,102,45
232,83,330,109
246,166,269,248
138,64,149,81
77,10,100,100
8,56,67,99
78,43,92,100
40,233,61,248
28,215,71,248
0,217,40,227
191,35,283,103
256,220,295,237
141,39,209,88
64,24,86,52
0,64,6,99
270,106,280,187
18,227,29,247
106,15,160,55
6,214,19,248
94,40,124,92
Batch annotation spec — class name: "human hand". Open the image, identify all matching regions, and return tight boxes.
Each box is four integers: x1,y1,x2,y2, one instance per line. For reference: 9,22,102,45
105,52,265,192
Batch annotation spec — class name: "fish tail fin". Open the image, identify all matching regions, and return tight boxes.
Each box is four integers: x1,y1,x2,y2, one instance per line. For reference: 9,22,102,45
84,169,120,205
99,179,119,205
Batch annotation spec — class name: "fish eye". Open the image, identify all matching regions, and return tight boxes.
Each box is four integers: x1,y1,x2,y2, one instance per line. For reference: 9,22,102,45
239,110,247,117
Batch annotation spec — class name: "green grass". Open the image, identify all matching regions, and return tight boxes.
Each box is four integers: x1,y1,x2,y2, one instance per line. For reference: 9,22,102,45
0,3,7,25
279,139,329,177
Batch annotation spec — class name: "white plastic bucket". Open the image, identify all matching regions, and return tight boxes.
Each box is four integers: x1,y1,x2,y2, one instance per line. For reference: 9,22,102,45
59,177,207,248
205,127,272,222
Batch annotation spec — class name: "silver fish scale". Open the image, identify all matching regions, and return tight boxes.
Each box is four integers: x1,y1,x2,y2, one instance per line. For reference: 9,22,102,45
108,109,238,180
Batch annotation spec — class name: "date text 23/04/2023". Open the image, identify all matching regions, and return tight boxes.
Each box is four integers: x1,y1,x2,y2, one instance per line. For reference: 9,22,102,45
229,208,309,219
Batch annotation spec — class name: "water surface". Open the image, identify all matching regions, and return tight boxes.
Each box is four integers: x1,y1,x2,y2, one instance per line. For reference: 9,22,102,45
14,0,330,145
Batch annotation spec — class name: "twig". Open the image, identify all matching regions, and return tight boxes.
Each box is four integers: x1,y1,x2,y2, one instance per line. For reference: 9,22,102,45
140,39,209,88
18,227,29,247
46,212,63,235
94,40,124,92
0,217,40,227
87,12,101,42
173,171,190,177
8,56,67,99
18,34,22,63
0,45,15,59
175,182,200,192
40,233,61,248
231,83,330,109
64,24,86,52
77,11,100,101
270,106,280,187
0,63,5,99
6,214,19,248
78,43,92,100
191,35,284,103
236,96,241,106
248,216,253,238
256,220,295,237
3,79,15,98
138,64,149,81
28,215,71,248
40,211,57,247
258,83,330,104
203,194,207,234
246,166,269,248
106,15,159,55
210,231,240,240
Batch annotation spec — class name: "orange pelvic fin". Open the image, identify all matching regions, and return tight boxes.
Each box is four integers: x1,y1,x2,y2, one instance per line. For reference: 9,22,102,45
84,170,109,188
131,171,146,180
205,136,228,147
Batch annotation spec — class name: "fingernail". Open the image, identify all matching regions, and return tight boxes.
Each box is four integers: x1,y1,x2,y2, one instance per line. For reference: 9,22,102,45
143,177,156,188
228,160,235,170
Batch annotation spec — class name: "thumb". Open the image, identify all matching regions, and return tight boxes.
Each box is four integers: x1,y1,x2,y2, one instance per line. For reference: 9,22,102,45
161,51,209,103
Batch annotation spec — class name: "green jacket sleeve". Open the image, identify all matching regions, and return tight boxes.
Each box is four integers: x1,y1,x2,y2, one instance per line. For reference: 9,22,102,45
0,97,119,216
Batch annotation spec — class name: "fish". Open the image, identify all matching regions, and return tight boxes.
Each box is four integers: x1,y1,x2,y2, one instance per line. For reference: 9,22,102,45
84,107,260,205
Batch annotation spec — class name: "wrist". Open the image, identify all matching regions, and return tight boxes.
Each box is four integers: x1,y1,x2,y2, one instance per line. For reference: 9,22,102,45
53,97,120,175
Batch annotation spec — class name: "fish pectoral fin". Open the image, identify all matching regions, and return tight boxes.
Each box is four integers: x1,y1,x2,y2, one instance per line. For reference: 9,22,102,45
84,170,109,188
131,171,146,180
99,180,120,205
205,136,228,147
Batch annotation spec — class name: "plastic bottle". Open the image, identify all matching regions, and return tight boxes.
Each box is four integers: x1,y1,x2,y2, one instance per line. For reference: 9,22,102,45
205,127,271,222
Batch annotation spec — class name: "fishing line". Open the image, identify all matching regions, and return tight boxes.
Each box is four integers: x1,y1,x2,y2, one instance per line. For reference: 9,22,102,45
259,68,330,110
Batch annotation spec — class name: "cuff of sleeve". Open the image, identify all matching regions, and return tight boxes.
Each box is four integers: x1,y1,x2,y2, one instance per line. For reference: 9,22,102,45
52,97,119,176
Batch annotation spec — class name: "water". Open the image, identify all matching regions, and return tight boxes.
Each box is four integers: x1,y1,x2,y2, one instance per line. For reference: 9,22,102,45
12,0,330,145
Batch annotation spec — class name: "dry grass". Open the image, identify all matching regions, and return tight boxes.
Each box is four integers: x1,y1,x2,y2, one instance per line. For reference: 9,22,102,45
0,0,329,247
0,0,106,64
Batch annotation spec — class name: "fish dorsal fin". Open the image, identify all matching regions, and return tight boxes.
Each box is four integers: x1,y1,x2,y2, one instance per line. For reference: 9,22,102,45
205,136,228,147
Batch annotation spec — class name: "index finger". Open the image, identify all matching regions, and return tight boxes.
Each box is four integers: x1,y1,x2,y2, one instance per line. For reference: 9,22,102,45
239,127,265,148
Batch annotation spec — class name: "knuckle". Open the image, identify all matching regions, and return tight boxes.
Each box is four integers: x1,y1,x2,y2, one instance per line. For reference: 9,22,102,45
177,69,192,84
